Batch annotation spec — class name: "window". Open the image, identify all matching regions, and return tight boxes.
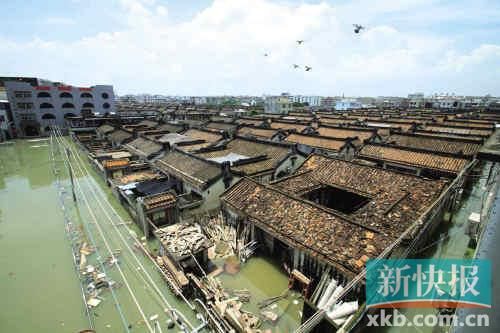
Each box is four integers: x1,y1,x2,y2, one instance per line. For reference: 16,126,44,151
14,91,32,98
102,92,109,99
19,113,36,121
37,92,51,98
60,92,73,98
62,102,75,108
64,113,76,119
17,102,33,110
103,102,110,109
41,113,56,120
82,102,94,108
40,102,54,109
301,185,370,214
81,92,93,98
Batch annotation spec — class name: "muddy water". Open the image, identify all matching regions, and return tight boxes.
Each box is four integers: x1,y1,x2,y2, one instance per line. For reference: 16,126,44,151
373,163,491,333
0,140,88,332
0,139,303,332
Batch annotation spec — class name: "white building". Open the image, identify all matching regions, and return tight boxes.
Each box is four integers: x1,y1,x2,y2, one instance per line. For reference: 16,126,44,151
292,95,322,106
264,94,293,114
5,79,115,137
408,93,425,109
335,99,362,111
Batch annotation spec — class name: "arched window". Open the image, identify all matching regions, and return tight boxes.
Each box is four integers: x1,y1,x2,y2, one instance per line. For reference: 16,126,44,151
102,92,109,99
81,92,93,98
60,92,73,98
37,92,51,98
64,113,76,119
82,102,94,108
40,102,54,109
41,113,56,120
103,102,110,109
62,102,75,108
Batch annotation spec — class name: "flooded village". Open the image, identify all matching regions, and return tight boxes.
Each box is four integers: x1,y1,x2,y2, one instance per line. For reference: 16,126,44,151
4,100,495,333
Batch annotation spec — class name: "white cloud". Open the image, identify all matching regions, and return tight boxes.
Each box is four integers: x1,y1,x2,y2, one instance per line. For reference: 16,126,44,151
1,0,499,95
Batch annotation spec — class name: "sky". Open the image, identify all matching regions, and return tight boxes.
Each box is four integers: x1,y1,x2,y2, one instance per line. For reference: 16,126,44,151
1,0,499,96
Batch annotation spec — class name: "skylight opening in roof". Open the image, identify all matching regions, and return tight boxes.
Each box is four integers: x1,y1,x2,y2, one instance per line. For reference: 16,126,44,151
301,185,370,214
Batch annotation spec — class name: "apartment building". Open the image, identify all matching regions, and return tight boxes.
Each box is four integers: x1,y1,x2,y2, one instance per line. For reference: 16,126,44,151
4,78,115,137
264,94,293,114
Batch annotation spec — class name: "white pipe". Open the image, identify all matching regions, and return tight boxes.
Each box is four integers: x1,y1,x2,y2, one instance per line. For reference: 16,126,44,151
327,301,358,320
317,278,336,310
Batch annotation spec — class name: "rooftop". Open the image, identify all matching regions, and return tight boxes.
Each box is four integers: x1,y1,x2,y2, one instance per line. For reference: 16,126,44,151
197,137,291,176
154,150,222,190
386,133,482,156
359,144,469,174
273,154,448,238
284,133,350,152
221,177,389,277
108,129,133,144
124,137,163,159
237,126,281,140
317,125,376,141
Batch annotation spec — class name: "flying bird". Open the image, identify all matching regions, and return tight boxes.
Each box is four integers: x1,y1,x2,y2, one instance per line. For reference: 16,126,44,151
296,40,304,45
305,66,312,72
293,64,300,69
264,53,269,57
353,24,365,34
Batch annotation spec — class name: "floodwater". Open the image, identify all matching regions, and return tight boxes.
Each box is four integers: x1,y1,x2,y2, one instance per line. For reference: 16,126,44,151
0,138,303,332
0,140,88,332
374,162,493,333
1,139,198,332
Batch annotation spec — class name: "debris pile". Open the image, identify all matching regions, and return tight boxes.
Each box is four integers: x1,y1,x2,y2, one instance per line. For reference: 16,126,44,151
199,213,236,259
155,223,210,258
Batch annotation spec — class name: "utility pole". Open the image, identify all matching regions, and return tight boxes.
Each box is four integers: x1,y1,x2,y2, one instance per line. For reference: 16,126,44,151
65,148,77,202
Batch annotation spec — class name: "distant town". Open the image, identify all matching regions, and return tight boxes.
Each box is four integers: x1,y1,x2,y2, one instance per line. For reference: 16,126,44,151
1,75,499,333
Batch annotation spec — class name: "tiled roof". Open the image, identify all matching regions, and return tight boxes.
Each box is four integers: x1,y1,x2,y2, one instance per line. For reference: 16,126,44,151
319,117,357,125
442,121,494,129
197,138,290,176
125,137,163,158
154,150,221,189
274,154,448,237
413,130,485,141
205,122,237,131
359,144,469,173
386,133,481,156
424,125,493,137
108,129,133,144
222,177,390,277
156,133,194,145
143,193,177,210
137,120,158,128
156,123,185,133
235,118,265,126
317,126,375,141
366,121,412,131
284,133,349,152
96,124,115,134
103,159,129,169
183,128,223,143
269,121,308,132
237,126,280,140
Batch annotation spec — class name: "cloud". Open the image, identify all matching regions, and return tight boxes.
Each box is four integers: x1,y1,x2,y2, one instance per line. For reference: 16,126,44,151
1,0,499,96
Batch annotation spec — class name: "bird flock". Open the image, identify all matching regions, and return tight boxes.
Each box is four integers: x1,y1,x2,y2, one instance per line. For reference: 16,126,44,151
263,24,366,72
